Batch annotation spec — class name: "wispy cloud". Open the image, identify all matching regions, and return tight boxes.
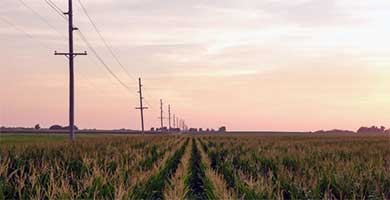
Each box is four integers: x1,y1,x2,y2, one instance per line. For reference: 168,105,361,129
1,0,390,130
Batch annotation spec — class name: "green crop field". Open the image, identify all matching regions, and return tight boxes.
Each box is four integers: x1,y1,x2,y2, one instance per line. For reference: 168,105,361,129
0,134,389,199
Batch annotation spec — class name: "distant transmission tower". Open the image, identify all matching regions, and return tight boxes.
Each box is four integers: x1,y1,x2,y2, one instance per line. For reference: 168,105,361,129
55,0,87,142
135,78,148,134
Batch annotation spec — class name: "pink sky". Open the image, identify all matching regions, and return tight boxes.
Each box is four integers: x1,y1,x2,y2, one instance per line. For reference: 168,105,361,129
1,0,390,131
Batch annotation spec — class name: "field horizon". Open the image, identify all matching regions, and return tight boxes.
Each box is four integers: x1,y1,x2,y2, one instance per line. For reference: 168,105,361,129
2,0,390,199
1,133,389,199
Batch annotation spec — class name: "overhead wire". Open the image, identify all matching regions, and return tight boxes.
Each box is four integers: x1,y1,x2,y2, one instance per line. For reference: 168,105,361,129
43,0,143,96
6,0,127,99
15,0,172,123
76,0,155,108
16,0,66,39
0,16,106,97
76,0,138,83
44,0,68,21
76,30,135,92
4,0,170,129
39,0,138,96
0,16,51,49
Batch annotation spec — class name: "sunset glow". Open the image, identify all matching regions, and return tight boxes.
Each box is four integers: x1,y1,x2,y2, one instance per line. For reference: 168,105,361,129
1,0,390,131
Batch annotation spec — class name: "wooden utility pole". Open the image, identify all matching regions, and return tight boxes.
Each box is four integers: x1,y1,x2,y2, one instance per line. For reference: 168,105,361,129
159,99,164,129
176,117,179,130
173,114,175,128
168,104,171,130
55,0,87,142
136,78,148,134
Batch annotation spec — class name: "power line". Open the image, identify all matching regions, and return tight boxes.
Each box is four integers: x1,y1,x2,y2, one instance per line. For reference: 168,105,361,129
37,0,140,100
16,0,66,39
5,1,147,132
134,80,153,109
46,0,66,13
0,16,105,115
143,98,153,109
76,30,134,92
142,86,156,107
14,0,159,125
76,0,137,83
1,17,134,96
0,16,75,73
44,0,68,21
0,16,51,49
76,0,156,109
6,1,111,96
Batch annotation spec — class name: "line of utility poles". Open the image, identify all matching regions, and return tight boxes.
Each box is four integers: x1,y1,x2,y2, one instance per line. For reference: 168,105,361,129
54,0,189,139
176,118,187,131
137,86,187,133
55,0,87,142
156,100,187,131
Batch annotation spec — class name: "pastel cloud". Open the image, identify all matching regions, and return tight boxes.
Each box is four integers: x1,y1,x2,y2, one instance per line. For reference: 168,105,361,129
1,0,390,131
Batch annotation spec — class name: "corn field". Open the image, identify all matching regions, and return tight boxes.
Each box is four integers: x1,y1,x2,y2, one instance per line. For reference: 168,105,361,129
0,134,389,199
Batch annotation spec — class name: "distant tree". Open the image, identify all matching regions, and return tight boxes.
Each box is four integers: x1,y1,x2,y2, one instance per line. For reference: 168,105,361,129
49,125,62,130
34,124,40,130
218,126,227,132
189,128,198,133
62,125,78,130
313,129,355,134
357,126,385,134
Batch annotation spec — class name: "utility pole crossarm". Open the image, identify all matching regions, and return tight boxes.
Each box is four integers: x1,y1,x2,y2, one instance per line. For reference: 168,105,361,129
55,51,87,57
135,107,149,109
